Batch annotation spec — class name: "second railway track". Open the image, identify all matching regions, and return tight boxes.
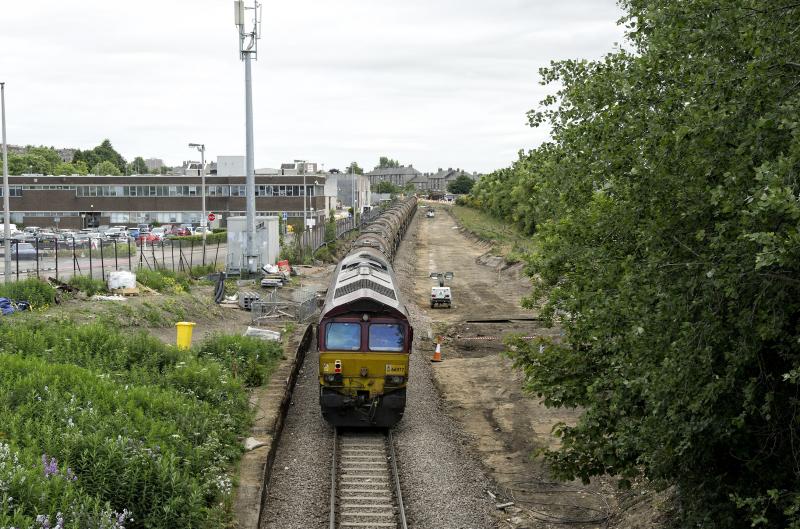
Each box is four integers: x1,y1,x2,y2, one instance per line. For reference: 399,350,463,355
329,428,408,529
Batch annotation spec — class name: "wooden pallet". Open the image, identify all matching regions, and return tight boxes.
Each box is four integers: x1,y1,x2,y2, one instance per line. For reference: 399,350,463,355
112,287,140,297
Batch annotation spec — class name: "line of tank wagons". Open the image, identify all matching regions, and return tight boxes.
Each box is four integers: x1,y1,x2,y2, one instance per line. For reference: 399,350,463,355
317,197,418,428
351,198,417,261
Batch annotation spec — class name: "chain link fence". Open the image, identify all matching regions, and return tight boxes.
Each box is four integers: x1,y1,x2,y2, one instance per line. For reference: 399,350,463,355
0,237,227,282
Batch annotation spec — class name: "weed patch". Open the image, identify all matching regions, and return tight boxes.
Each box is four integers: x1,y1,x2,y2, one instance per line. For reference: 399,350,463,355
0,279,57,309
0,319,270,528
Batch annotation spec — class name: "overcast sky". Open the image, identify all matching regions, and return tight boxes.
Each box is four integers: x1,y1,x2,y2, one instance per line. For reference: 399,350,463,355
0,1,625,173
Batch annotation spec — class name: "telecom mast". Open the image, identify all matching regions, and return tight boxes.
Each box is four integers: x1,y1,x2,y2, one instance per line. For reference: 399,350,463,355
234,0,261,274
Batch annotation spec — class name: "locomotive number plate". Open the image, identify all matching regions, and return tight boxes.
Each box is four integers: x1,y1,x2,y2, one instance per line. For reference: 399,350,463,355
385,364,405,374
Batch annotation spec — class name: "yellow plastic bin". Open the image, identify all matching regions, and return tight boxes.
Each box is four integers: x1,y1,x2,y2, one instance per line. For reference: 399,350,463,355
175,322,196,350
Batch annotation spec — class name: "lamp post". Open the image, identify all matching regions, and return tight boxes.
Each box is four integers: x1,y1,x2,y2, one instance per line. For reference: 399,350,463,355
188,143,207,265
1,82,9,283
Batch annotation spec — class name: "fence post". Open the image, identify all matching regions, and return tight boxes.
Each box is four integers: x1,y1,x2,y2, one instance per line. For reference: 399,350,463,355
178,240,184,272
171,241,175,273
14,241,19,281
114,240,119,271
72,237,79,275
214,238,220,270
189,240,194,271
139,240,143,269
161,240,165,270
55,238,59,281
88,239,93,279
35,237,40,279
100,239,105,282
151,240,157,270
128,239,133,271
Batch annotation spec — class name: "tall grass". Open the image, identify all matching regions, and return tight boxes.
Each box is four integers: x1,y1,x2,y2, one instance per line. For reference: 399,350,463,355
0,319,284,528
136,268,192,293
0,278,57,308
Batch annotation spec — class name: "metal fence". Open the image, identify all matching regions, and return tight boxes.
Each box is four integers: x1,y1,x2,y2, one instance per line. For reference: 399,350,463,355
298,208,383,254
0,237,227,282
251,287,318,324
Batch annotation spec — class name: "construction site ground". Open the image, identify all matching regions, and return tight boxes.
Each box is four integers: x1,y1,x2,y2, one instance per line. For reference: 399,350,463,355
393,205,661,528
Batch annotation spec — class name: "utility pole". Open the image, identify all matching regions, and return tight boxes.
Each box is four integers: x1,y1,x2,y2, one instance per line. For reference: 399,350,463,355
1,82,10,283
188,143,207,266
235,0,260,274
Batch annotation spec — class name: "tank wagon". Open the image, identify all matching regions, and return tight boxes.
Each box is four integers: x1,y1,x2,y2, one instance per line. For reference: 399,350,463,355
318,197,417,427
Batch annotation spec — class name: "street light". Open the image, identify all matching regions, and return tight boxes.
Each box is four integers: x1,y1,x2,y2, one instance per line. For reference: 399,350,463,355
188,143,207,266
1,82,9,283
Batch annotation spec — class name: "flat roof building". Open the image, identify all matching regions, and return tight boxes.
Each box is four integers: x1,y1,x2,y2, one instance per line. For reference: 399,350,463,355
0,174,331,230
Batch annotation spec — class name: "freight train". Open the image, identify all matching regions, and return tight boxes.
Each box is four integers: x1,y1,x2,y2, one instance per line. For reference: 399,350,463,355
318,197,417,427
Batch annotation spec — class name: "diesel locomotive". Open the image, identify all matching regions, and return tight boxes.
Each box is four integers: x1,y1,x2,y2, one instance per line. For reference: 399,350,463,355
318,197,417,427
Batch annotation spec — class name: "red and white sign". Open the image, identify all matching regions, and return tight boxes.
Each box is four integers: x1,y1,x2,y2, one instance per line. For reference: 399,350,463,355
207,213,216,222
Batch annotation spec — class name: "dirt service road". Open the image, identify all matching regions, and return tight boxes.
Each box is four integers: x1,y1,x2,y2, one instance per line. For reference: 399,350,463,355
400,206,618,529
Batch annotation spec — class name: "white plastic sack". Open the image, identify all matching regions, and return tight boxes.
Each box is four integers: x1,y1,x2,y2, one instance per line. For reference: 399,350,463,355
243,326,281,341
107,271,136,290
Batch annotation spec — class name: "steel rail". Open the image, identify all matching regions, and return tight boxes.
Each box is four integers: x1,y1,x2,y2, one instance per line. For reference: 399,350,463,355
330,429,407,529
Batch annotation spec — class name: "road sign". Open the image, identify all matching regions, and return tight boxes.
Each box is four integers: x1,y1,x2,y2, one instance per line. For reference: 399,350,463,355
282,212,288,220
208,213,216,222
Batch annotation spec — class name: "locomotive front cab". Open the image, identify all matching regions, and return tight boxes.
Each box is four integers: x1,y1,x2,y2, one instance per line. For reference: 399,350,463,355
318,313,412,427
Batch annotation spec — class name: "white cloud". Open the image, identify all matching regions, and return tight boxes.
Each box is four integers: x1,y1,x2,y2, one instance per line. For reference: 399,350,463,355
0,0,625,173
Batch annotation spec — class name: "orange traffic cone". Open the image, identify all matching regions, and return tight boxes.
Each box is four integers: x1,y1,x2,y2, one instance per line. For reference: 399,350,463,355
431,342,443,362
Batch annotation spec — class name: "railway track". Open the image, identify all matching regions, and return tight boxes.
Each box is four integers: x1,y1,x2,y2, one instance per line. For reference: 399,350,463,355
329,429,408,529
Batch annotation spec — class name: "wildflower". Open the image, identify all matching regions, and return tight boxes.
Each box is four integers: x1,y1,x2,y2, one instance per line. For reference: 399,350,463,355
65,467,77,481
42,454,59,478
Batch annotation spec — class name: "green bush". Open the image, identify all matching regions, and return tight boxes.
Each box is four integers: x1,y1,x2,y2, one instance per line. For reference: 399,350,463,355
67,275,107,296
136,268,192,293
195,334,283,388
172,231,226,244
0,278,57,308
0,319,263,528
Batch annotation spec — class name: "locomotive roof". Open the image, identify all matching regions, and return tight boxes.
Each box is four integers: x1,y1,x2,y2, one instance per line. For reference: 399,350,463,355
320,246,409,321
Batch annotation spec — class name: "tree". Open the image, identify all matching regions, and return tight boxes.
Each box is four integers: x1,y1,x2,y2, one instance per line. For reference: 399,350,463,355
92,160,121,176
347,162,363,175
129,157,148,174
75,140,126,174
447,175,474,195
7,153,51,175
377,156,399,169
54,161,88,175
372,180,400,194
470,1,800,527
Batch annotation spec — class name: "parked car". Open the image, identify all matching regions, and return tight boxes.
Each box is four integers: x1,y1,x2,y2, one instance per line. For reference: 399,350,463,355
167,226,191,237
137,223,151,233
193,226,212,235
150,227,167,239
11,242,38,260
136,232,160,245
127,228,140,239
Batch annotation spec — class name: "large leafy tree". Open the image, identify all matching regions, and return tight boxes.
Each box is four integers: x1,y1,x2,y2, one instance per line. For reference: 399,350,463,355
472,1,800,527
74,139,126,174
377,156,399,169
447,175,475,195
129,156,148,174
347,161,363,175
372,180,400,194
92,160,121,176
